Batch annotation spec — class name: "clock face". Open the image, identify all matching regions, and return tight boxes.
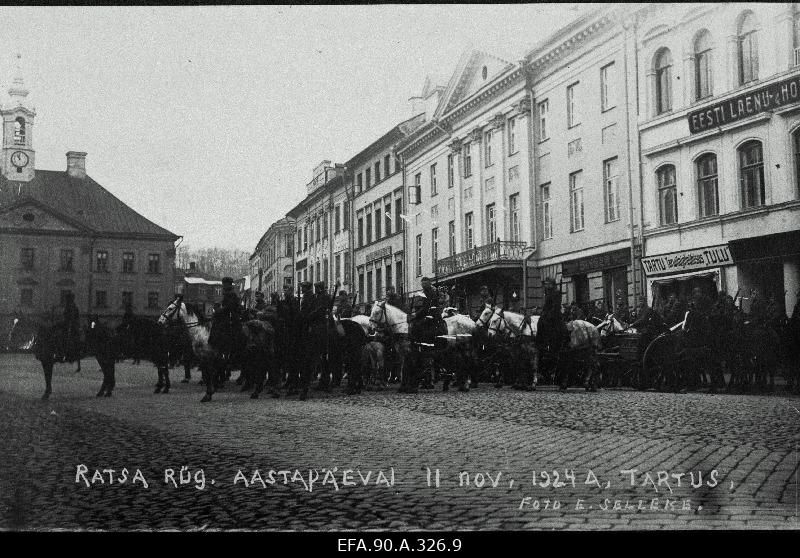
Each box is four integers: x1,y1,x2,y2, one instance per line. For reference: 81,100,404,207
11,151,29,168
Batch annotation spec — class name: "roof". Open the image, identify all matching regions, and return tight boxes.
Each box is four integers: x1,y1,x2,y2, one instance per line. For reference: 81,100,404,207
345,113,427,169
0,170,179,240
183,277,222,286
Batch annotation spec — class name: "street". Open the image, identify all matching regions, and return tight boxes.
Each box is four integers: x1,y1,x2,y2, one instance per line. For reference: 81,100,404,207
0,353,797,531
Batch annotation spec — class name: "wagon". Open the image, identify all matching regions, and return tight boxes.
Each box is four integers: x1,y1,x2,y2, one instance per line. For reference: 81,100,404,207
596,332,643,388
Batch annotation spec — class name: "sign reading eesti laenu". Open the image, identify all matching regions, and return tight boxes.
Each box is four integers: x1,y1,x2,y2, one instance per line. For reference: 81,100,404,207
641,245,732,276
688,73,800,134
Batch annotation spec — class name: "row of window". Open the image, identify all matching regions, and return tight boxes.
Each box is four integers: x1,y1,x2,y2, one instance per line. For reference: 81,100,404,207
656,139,768,226
357,260,403,303
652,10,776,116
413,193,522,277
296,252,352,288
536,61,618,143
17,248,162,274
539,157,620,240
298,201,350,254
17,288,161,309
356,194,403,248
355,153,401,195
260,233,294,269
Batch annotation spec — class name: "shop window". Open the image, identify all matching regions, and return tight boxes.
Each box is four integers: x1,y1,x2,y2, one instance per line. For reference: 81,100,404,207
739,140,765,208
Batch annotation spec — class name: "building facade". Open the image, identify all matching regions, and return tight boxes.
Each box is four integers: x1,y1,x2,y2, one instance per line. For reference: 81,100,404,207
174,263,222,318
287,161,351,296
349,113,426,310
0,63,178,324
398,55,534,314
248,216,295,298
521,5,642,314
636,2,800,316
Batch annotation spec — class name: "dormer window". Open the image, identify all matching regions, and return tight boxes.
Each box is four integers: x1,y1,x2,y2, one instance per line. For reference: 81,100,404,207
14,118,25,145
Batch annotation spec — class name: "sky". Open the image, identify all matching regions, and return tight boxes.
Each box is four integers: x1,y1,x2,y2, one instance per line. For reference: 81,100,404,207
1,4,587,251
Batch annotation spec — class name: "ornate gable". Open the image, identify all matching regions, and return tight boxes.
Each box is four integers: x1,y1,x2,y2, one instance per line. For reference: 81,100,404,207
441,51,513,115
0,198,88,234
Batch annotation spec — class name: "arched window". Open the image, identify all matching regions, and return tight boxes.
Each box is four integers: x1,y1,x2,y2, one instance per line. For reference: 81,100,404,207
696,154,719,217
655,48,672,115
694,31,713,100
793,128,800,193
14,117,25,145
738,12,759,84
657,165,678,225
739,140,765,208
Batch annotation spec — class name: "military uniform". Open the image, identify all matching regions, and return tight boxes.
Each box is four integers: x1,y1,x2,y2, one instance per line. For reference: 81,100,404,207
278,286,301,394
311,282,334,389
62,294,80,362
297,282,318,398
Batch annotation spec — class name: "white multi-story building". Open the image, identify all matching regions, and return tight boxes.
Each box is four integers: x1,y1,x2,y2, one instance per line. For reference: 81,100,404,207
248,216,295,300
349,113,426,311
635,2,800,316
522,4,642,313
397,53,534,313
287,161,351,296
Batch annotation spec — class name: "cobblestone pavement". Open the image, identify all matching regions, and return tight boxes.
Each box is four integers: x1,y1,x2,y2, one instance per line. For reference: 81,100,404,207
0,353,798,531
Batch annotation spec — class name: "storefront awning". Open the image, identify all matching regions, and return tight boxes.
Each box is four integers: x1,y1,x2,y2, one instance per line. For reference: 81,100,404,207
728,230,800,263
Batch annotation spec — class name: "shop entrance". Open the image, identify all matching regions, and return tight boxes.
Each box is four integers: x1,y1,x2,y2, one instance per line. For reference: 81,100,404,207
651,272,719,307
737,260,785,315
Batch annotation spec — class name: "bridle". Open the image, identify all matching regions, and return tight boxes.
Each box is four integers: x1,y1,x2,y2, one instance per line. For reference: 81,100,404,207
160,299,201,330
475,304,495,330
370,301,405,336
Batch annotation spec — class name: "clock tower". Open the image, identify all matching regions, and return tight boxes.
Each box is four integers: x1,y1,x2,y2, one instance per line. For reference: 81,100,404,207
1,53,36,182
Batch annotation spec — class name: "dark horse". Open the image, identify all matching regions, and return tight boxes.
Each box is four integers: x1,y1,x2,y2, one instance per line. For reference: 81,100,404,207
32,314,119,400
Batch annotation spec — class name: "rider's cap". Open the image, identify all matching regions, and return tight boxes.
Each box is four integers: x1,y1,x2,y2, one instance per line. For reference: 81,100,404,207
421,276,432,282
300,281,312,289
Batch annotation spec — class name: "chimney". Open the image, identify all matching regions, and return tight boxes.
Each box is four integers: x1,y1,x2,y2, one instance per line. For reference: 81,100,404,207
66,151,87,179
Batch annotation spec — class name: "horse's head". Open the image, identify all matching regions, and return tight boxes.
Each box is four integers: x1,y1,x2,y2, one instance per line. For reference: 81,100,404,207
475,304,496,329
487,307,505,338
158,298,181,325
369,301,386,330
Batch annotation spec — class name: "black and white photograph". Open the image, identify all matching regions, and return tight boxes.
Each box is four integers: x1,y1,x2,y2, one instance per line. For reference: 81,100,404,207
0,3,798,536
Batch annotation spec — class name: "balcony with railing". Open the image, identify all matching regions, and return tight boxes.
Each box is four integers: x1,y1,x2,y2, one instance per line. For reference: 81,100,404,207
434,240,526,278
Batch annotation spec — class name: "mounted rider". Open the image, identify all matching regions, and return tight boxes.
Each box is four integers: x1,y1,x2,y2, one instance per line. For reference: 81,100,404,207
208,277,246,369
385,285,403,309
278,283,301,394
333,289,353,318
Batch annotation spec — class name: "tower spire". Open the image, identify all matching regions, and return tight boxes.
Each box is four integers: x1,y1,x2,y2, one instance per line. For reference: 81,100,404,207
9,53,30,104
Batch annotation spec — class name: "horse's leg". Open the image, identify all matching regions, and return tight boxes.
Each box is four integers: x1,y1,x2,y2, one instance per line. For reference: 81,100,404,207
154,365,164,394
106,361,115,396
41,358,53,400
200,361,216,402
162,364,170,394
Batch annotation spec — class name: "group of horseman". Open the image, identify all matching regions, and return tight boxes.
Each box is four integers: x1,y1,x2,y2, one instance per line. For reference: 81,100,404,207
29,268,800,400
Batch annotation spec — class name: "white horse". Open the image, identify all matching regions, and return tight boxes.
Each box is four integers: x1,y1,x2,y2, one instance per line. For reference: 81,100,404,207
484,307,540,389
368,301,411,386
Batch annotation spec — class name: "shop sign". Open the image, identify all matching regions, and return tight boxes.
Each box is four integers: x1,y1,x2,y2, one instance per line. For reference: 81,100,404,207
561,248,630,276
688,73,800,134
366,245,392,263
641,244,731,276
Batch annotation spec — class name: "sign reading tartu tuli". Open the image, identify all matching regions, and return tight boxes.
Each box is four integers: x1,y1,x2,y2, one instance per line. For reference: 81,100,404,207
641,244,731,276
688,73,800,134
